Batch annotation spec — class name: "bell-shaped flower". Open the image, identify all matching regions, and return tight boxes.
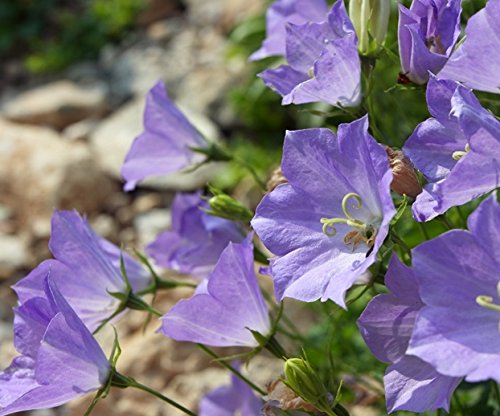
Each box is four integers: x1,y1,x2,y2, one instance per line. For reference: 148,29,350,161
259,0,361,108
147,192,245,279
439,0,500,94
250,0,328,61
199,363,263,416
357,256,461,413
251,116,395,307
398,0,461,84
121,80,207,191
407,194,500,382
13,210,151,332
404,77,500,221
0,276,110,415
161,240,271,347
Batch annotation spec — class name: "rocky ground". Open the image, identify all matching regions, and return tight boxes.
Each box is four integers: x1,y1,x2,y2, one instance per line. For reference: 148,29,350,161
0,1,379,415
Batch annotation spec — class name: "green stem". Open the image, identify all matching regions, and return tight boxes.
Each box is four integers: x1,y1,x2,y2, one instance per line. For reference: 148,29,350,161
128,378,197,416
418,222,430,240
492,381,500,410
197,344,266,396
137,279,196,296
390,231,412,259
234,156,266,190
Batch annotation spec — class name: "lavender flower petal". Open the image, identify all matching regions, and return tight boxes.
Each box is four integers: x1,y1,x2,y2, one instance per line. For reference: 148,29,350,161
121,81,206,191
161,240,270,347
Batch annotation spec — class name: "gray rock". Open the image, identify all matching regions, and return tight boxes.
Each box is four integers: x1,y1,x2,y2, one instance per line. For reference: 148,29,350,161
1,80,109,130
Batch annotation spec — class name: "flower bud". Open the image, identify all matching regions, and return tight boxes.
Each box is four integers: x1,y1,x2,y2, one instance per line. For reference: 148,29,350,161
206,194,254,222
283,358,329,410
349,0,390,55
385,146,422,198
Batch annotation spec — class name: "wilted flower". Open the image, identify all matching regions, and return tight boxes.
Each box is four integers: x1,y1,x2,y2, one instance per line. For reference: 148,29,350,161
349,0,390,55
404,77,500,221
250,0,328,61
259,0,361,108
439,0,500,94
385,146,422,198
161,240,271,347
398,0,461,84
0,276,110,415
146,192,245,279
407,195,500,382
357,256,461,413
121,80,207,191
13,210,150,332
252,116,395,307
199,363,262,416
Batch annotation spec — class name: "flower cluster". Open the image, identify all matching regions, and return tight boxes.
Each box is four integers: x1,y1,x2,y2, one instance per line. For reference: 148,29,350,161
2,0,500,415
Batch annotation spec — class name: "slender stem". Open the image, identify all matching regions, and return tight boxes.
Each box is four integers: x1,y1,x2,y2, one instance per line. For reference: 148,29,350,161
456,206,467,228
197,344,266,396
129,379,197,416
234,156,266,190
390,231,412,258
436,215,453,230
418,222,430,240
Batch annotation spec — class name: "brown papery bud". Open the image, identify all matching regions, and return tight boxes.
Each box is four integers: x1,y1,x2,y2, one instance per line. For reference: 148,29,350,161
266,379,318,412
385,146,422,198
266,166,288,193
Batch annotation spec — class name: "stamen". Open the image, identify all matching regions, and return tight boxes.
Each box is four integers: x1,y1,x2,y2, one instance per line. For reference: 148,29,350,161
320,193,366,237
476,295,500,312
341,193,362,220
452,143,470,161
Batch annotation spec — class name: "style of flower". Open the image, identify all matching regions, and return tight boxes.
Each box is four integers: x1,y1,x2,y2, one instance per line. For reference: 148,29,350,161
439,0,500,94
398,0,461,84
357,256,461,413
259,0,361,108
13,210,150,332
0,276,110,416
161,240,271,347
251,116,395,307
121,80,206,191
250,0,328,61
199,363,262,416
407,194,500,382
146,192,245,279
404,76,500,221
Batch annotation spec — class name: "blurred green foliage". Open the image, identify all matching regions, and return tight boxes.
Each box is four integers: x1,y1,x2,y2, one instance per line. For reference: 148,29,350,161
0,0,144,74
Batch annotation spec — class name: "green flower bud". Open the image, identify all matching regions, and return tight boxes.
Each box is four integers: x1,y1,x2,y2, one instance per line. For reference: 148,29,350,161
283,358,331,412
206,194,254,222
349,0,390,56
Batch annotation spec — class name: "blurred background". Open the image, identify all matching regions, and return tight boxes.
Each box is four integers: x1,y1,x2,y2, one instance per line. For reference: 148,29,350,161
0,0,495,415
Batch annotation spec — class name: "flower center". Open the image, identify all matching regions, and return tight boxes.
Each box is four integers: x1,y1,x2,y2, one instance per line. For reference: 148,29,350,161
452,143,470,161
320,193,378,251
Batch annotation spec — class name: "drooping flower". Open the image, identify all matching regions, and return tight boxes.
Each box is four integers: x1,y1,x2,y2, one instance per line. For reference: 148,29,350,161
199,363,263,416
146,192,245,279
404,76,500,221
121,80,207,191
161,240,271,347
251,116,395,307
407,194,500,382
439,0,500,94
357,256,461,413
13,210,151,332
250,0,328,61
259,0,361,108
398,0,461,84
0,276,110,415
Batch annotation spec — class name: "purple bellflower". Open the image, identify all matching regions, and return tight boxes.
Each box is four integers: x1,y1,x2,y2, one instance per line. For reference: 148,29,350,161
121,80,207,191
358,256,461,413
439,0,500,94
250,0,328,61
259,0,361,108
13,210,150,332
146,192,245,279
404,77,500,221
407,194,500,382
0,276,110,415
199,363,262,416
251,116,395,308
398,0,461,84
161,240,271,347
